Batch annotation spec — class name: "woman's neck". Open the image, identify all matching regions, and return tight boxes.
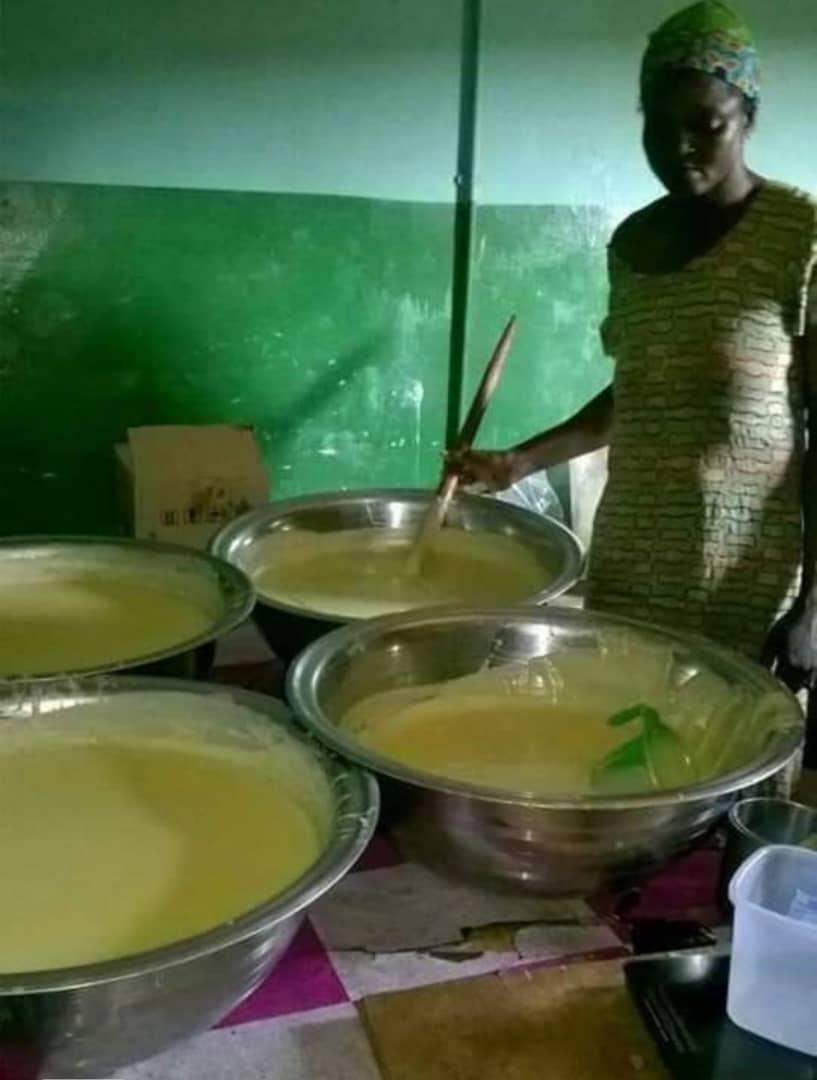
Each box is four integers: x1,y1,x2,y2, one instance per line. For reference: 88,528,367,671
699,165,760,210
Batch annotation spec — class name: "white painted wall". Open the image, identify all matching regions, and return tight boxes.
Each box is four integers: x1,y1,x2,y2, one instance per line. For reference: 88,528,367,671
3,0,814,208
477,0,817,211
0,0,461,202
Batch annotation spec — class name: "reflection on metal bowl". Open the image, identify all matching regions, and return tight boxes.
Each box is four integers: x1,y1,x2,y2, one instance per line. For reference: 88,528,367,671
0,536,254,682
0,678,378,1077
287,607,803,897
211,488,584,663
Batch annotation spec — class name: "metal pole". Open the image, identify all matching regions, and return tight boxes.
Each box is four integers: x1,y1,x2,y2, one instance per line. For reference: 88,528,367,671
445,0,482,447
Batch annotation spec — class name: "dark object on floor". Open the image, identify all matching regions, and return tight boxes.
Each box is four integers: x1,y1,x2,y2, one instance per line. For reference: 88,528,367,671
625,950,817,1078
128,639,215,680
0,995,44,1080
252,604,339,666
630,918,717,956
214,659,286,698
805,689,817,769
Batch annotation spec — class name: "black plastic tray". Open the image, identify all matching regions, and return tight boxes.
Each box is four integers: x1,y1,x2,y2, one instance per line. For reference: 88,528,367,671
625,950,817,1079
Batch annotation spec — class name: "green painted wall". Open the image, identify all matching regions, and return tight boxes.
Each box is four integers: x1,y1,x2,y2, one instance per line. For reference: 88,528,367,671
1,1,816,536
0,0,461,535
466,205,611,444
0,183,452,532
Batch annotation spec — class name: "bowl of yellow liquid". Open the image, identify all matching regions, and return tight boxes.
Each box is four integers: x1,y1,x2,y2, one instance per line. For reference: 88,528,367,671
0,536,254,681
211,488,583,662
0,678,378,1076
288,607,803,896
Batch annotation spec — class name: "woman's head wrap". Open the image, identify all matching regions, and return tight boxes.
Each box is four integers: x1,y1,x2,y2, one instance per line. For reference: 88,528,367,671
641,2,760,104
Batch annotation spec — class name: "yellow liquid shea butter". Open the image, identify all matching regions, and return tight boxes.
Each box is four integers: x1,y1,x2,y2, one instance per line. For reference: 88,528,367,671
0,692,329,972
0,565,216,677
342,679,622,795
250,527,553,618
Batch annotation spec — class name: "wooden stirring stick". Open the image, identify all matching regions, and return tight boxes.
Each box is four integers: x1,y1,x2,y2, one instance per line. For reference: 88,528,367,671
405,315,517,575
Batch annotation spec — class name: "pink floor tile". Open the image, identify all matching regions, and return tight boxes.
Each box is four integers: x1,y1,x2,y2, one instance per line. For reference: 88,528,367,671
219,921,348,1027
353,832,403,872
592,848,723,927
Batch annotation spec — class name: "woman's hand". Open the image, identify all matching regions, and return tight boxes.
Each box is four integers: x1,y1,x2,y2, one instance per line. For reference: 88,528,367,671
762,598,817,692
443,387,614,495
445,448,524,493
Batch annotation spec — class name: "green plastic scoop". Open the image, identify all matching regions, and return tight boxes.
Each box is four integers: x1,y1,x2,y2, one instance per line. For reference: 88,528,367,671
591,703,697,794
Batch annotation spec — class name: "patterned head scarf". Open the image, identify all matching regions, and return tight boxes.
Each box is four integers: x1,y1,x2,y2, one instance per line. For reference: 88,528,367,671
641,2,760,105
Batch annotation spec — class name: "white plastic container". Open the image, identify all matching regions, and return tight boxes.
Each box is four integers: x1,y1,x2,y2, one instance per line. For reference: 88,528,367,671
727,844,817,1055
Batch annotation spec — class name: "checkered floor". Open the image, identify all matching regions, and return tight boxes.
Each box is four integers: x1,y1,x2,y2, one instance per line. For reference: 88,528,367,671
119,834,723,1079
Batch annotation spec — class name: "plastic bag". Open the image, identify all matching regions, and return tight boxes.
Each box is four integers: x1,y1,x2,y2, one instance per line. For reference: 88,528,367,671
568,448,608,549
494,471,564,521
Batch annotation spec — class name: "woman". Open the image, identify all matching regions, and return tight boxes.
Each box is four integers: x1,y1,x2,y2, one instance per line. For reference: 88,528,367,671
454,1,817,690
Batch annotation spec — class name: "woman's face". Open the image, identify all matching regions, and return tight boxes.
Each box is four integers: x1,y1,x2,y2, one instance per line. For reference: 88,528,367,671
642,71,753,199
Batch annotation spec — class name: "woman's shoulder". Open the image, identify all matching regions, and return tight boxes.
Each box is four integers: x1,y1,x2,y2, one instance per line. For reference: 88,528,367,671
759,181,817,231
610,183,817,272
609,197,673,270
609,198,669,259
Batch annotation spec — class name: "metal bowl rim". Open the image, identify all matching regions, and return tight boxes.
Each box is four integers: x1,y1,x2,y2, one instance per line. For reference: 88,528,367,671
0,535,256,681
287,603,803,812
0,675,379,994
210,488,585,622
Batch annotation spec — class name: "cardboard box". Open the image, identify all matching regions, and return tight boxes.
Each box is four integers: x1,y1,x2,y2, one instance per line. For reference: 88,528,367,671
116,425,269,549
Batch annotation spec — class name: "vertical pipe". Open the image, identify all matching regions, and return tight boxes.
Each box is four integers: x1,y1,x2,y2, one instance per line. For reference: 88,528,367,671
445,0,482,446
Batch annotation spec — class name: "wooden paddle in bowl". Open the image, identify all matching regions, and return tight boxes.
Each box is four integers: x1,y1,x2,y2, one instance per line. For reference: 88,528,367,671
405,315,517,575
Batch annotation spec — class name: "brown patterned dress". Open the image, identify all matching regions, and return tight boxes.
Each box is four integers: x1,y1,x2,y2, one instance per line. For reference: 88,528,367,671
586,182,817,658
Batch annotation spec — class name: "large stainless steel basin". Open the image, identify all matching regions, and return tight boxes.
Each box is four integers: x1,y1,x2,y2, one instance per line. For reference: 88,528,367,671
211,488,583,663
0,678,378,1077
0,536,254,682
287,606,803,897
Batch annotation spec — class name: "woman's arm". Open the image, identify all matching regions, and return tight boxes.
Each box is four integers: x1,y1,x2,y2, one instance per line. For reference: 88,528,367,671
514,386,614,474
764,328,817,687
449,386,614,492
800,351,817,602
